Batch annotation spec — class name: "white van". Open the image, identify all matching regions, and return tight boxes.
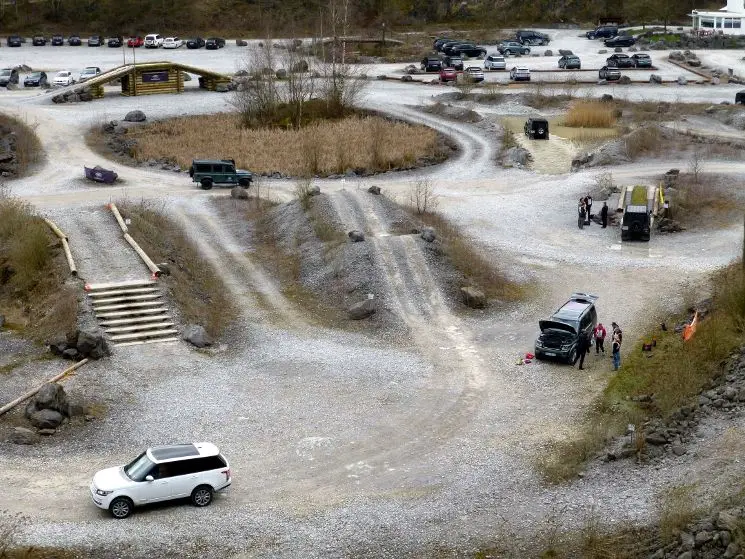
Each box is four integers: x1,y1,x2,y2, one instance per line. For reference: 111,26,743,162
144,34,164,48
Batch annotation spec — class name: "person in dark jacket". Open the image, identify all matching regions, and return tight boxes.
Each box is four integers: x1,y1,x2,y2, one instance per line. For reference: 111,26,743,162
578,200,586,229
576,334,590,370
612,334,621,370
601,202,608,228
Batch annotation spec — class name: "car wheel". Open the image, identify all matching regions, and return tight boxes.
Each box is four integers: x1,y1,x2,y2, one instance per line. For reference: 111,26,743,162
191,485,213,507
537,127,545,135
200,178,213,190
568,348,578,365
109,497,133,519
239,178,250,187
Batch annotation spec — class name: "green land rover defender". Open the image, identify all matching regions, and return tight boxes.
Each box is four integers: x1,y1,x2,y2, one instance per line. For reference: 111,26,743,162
189,159,253,190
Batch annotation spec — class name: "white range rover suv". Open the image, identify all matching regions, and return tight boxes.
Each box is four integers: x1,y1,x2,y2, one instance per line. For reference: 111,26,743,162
144,33,164,48
90,442,231,518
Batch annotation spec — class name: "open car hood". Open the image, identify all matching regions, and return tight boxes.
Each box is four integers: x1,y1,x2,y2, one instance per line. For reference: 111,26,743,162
539,320,576,335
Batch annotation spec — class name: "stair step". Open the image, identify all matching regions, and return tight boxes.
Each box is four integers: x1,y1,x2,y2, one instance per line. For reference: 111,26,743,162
94,301,164,312
109,329,179,342
87,279,156,291
114,337,180,348
99,315,170,326
93,293,162,306
89,287,160,298
104,322,174,334
96,307,169,319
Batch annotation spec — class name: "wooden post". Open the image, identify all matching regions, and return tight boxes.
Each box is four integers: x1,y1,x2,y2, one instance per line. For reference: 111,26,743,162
123,233,161,277
0,359,89,416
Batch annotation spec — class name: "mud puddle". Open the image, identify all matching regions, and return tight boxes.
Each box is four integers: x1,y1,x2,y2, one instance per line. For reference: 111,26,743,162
502,116,618,174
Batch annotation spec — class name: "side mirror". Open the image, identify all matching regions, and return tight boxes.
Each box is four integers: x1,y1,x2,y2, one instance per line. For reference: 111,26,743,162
145,475,154,482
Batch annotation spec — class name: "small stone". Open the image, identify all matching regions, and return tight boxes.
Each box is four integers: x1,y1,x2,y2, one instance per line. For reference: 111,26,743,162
348,230,365,242
717,508,743,531
645,432,667,445
37,428,56,436
62,347,79,360
678,552,692,559
721,531,732,547
183,324,213,348
420,228,436,243
157,262,171,276
460,286,486,309
724,386,737,401
8,427,39,445
724,542,740,558
84,414,96,422
29,409,65,429
367,185,381,195
680,532,695,550
695,530,712,547
672,443,687,456
348,297,376,320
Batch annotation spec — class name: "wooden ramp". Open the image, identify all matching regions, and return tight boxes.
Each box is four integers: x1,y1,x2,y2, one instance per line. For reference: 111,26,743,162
87,280,179,347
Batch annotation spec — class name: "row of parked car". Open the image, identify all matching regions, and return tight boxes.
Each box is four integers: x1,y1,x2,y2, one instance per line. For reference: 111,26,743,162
585,24,638,47
0,66,102,88
4,34,227,49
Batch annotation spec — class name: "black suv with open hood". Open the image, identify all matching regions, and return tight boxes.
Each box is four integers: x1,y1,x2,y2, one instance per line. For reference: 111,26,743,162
535,293,598,364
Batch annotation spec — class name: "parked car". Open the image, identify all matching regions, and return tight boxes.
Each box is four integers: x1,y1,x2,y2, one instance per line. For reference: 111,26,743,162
7,36,22,47
190,159,252,189
534,293,598,364
433,37,454,50
53,70,75,86
440,55,463,71
453,43,487,58
23,71,48,87
90,443,231,519
439,66,458,82
205,37,226,49
439,41,465,54
558,55,581,69
498,41,530,56
604,35,636,47
144,33,164,48
186,37,205,49
79,67,101,82
524,117,549,140
88,35,103,47
598,65,621,81
606,53,633,68
163,37,183,49
0,68,19,86
68,35,82,46
107,36,122,48
510,66,531,81
631,53,652,68
32,36,47,46
736,90,745,104
586,25,618,39
51,34,64,46
463,66,484,82
484,54,506,70
421,56,443,72
516,29,550,46
127,36,144,48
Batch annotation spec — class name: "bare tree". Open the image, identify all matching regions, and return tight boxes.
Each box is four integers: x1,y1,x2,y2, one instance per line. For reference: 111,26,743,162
409,178,439,215
688,149,704,184
281,44,315,129
230,42,280,128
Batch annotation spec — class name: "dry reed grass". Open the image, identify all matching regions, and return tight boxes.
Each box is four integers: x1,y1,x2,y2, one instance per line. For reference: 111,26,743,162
127,113,441,177
117,200,237,338
563,101,617,128
0,114,43,176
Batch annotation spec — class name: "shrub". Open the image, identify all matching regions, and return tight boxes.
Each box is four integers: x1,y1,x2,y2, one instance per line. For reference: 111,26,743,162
564,101,617,128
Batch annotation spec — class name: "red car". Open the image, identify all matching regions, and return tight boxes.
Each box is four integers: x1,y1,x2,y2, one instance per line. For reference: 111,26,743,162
127,36,144,48
439,67,458,82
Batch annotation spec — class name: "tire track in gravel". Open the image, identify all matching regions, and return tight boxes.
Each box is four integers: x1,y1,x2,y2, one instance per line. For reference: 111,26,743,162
327,190,488,456
171,200,302,327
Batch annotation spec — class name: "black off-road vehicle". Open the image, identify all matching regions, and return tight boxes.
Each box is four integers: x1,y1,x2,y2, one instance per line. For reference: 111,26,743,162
621,185,652,241
535,293,598,364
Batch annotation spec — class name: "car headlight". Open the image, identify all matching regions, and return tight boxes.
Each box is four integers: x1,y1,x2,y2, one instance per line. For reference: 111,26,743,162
96,489,113,496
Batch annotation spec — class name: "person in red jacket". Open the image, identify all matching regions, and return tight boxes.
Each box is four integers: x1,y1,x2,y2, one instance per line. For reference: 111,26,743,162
594,323,607,354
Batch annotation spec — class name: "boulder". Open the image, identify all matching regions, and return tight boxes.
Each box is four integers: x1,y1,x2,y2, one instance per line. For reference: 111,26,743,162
460,286,486,309
29,409,65,430
717,508,744,530
680,531,695,550
230,186,249,199
367,185,381,195
601,94,614,102
183,324,213,348
558,49,573,56
123,110,146,122
348,297,376,320
76,329,108,359
502,147,532,168
598,49,607,54
348,230,365,242
215,83,230,93
645,432,667,445
544,50,553,56
695,531,712,547
686,58,701,67
62,347,80,360
724,543,740,558
669,50,685,61
671,442,687,456
66,93,80,103
614,46,623,53
236,39,248,47
401,75,413,82
677,75,688,85
308,184,321,196
8,427,39,445
618,75,631,85
420,228,436,242
33,383,69,416
275,68,288,79
49,341,68,356
649,74,663,84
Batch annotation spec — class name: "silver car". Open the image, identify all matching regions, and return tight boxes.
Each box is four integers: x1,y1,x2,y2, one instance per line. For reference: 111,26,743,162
484,54,506,70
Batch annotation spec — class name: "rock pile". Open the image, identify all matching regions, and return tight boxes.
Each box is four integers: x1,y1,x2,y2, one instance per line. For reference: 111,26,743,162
647,507,745,559
51,86,94,104
49,328,109,360
8,382,89,443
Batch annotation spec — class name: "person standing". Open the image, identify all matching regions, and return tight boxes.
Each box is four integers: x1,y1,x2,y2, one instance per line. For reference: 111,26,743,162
586,194,593,222
611,322,623,345
578,199,586,229
576,334,590,370
600,202,609,228
612,334,621,370
593,322,607,354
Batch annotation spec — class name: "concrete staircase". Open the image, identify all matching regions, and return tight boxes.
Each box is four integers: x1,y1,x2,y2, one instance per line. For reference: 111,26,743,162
87,279,179,347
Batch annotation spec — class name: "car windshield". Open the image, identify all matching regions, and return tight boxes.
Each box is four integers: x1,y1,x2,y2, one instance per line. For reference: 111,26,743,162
123,451,155,481
58,72,70,76
0,70,10,76
28,72,40,78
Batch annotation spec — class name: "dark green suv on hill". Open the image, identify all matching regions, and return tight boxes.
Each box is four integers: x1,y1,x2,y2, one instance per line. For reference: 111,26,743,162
189,159,253,190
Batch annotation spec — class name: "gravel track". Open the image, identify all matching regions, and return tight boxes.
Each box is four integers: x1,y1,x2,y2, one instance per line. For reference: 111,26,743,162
2,34,745,557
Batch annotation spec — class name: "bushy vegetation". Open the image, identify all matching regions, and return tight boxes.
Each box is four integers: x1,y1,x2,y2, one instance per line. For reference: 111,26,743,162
563,101,617,129
538,262,745,483
0,188,76,340
0,114,43,176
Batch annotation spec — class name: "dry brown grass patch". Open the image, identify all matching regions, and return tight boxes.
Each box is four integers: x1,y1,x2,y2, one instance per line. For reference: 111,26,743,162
126,113,442,177
0,114,43,176
564,101,617,128
117,200,237,338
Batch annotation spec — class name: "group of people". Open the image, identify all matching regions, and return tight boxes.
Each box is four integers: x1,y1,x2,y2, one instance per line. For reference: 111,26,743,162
575,321,623,371
577,194,609,229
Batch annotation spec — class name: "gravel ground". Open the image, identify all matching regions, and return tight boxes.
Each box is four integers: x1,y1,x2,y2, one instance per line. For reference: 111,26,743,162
1,37,745,558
